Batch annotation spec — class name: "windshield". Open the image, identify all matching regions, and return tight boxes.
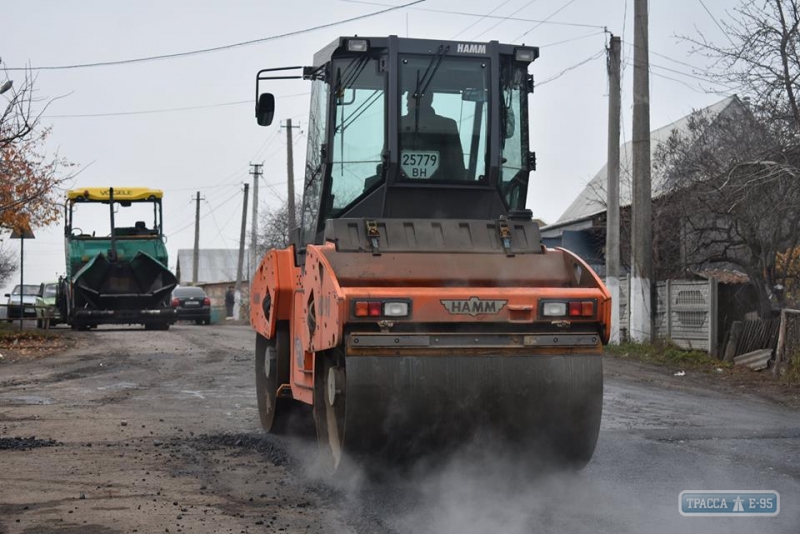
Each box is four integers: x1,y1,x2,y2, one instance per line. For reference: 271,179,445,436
399,55,489,182
329,56,385,215
70,200,162,238
12,284,39,296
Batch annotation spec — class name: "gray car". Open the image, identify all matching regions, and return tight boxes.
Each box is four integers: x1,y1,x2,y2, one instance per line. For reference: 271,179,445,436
5,284,39,320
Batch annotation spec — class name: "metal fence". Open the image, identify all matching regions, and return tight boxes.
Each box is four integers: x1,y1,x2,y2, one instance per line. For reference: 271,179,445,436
617,276,718,353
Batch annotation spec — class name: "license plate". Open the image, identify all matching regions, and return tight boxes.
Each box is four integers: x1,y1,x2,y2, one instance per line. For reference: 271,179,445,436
401,150,440,179
184,301,200,307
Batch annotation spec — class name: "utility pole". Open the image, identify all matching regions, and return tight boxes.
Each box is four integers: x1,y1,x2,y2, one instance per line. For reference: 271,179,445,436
631,0,653,342
235,183,250,299
249,163,263,281
606,35,622,344
192,192,202,284
281,119,301,237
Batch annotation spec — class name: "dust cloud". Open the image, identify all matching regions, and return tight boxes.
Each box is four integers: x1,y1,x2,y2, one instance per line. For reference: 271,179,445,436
289,434,799,534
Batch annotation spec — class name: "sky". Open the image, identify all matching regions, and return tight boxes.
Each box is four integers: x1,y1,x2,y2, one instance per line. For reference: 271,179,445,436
0,0,740,295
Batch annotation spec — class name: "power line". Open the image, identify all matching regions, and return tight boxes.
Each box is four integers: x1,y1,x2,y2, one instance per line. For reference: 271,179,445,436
337,0,605,29
43,92,310,118
6,1,425,71
513,0,579,42
540,29,606,48
471,0,540,41
536,49,605,87
697,0,735,45
170,189,241,237
449,0,515,39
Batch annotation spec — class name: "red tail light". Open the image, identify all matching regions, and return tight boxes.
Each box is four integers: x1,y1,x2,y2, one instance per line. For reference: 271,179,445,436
203,297,211,306
171,298,180,307
568,302,582,317
368,302,382,317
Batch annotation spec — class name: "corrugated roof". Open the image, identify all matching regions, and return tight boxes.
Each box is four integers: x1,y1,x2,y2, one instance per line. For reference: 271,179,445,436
694,268,751,285
554,96,744,226
176,249,249,284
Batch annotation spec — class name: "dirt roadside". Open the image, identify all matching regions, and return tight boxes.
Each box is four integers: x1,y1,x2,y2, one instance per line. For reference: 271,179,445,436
0,324,353,534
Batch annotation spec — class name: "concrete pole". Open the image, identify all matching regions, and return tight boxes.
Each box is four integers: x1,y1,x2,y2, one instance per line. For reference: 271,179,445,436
249,163,262,281
606,35,622,344
284,119,298,236
235,183,250,300
630,0,653,342
192,191,200,284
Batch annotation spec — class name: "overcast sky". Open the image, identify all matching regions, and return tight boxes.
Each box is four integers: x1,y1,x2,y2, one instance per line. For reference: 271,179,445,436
0,0,739,295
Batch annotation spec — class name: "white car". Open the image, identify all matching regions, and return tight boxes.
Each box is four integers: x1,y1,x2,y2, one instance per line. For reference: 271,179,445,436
4,284,39,321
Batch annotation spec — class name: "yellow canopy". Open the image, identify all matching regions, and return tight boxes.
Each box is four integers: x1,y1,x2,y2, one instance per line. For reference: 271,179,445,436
67,188,163,202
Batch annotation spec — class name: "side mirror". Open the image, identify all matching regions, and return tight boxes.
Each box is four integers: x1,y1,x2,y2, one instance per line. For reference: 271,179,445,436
256,93,275,126
3,294,9,298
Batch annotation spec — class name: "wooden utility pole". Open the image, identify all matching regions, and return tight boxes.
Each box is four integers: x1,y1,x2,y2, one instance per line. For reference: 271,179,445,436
192,191,201,284
249,163,263,281
606,34,622,344
235,183,250,297
282,119,301,236
630,0,653,342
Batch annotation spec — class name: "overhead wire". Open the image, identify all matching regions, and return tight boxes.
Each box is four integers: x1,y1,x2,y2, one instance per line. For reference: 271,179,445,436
539,29,606,48
43,92,310,119
513,0,579,42
204,198,240,255
697,0,735,45
169,188,242,237
6,1,426,71
337,0,605,29
470,0,540,41
449,0,515,39
536,49,605,87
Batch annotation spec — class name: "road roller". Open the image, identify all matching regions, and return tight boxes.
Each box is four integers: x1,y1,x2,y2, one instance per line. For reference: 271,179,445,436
250,36,610,472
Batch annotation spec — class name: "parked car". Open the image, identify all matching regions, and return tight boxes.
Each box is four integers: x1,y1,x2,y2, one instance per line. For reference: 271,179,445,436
35,281,62,328
171,286,211,325
4,284,39,321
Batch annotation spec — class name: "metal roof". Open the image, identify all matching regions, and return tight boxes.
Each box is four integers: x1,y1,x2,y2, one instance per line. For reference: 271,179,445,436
552,96,745,227
176,249,249,284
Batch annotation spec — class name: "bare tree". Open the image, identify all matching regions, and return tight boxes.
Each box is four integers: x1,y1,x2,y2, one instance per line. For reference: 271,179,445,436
653,0,800,315
686,0,800,137
0,66,76,233
0,242,15,287
257,196,302,256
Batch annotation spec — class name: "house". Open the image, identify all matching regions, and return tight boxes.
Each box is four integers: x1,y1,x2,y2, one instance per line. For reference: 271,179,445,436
175,249,250,307
540,95,748,277
540,96,761,352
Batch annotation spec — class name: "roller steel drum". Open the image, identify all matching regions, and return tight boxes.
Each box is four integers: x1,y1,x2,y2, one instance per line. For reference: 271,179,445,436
314,352,603,473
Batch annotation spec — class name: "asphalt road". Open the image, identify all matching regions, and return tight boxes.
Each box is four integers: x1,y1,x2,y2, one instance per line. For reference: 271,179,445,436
0,324,798,533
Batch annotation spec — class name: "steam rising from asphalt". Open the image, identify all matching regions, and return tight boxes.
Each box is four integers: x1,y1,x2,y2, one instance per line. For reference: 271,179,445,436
282,432,799,534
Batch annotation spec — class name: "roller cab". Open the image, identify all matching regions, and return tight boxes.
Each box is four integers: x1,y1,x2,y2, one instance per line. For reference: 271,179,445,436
250,36,609,472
